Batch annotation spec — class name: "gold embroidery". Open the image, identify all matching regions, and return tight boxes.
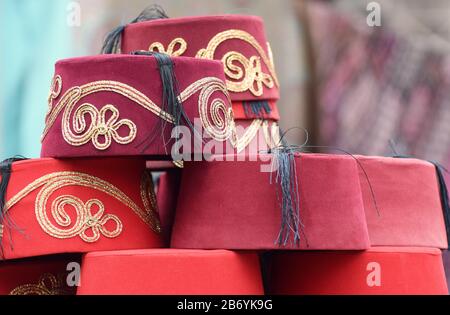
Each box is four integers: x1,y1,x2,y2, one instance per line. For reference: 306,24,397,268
46,75,62,119
49,196,122,242
148,30,278,96
149,38,187,56
196,30,278,96
42,77,233,145
3,171,160,242
230,119,264,152
65,103,137,150
9,273,72,295
42,76,278,154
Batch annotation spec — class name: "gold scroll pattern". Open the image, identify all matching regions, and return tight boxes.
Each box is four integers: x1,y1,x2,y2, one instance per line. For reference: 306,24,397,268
9,273,73,295
149,30,279,97
42,76,279,153
42,77,234,150
2,171,160,243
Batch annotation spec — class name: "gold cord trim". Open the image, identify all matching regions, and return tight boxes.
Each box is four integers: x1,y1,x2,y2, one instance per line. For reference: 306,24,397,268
9,273,72,295
150,30,279,96
3,171,160,242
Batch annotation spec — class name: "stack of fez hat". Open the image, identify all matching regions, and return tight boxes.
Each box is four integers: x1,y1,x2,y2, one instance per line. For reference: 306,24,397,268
1,5,449,295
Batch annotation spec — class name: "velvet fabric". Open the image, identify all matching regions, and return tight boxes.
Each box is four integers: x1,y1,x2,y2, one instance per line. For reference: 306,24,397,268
357,156,448,248
1,158,163,260
77,249,264,295
121,15,279,103
268,247,448,295
171,153,370,250
40,55,233,159
0,255,79,295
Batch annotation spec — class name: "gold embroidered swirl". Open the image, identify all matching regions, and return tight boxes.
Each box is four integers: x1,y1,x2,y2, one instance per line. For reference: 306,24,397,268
46,75,62,118
65,103,137,150
9,273,72,295
149,38,187,56
49,196,122,242
42,76,278,153
42,77,233,145
149,30,279,96
196,30,279,96
3,171,160,242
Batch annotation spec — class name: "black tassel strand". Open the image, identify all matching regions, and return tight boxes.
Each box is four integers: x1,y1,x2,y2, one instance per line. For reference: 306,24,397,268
0,156,28,258
271,146,304,246
243,100,272,118
101,4,169,54
267,128,381,247
132,51,197,152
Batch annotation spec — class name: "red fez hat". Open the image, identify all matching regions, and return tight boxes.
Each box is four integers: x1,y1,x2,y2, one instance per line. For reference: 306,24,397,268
268,247,448,295
357,156,448,248
0,157,163,260
0,255,79,295
103,12,281,152
40,54,247,159
120,15,279,103
77,249,263,295
170,153,370,250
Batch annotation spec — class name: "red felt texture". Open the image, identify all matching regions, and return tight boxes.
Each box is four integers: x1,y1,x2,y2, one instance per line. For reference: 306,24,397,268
171,153,370,250
1,158,163,260
121,15,279,102
268,247,448,295
357,156,448,248
156,170,182,246
40,55,232,159
0,255,80,295
77,249,263,295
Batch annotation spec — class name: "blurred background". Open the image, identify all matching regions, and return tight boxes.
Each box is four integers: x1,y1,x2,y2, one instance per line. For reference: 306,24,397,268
2,0,450,169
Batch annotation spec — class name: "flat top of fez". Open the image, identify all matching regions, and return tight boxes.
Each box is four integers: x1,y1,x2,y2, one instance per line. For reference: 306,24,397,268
354,154,434,169
55,54,223,70
125,14,264,29
84,248,245,258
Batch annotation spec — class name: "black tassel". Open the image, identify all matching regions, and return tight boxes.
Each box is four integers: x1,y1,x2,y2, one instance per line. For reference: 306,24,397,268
271,146,304,246
0,156,28,258
101,4,169,54
243,100,271,118
267,128,380,247
132,51,197,152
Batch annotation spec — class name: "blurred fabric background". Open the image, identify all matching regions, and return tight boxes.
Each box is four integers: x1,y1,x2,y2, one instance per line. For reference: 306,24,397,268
2,0,450,175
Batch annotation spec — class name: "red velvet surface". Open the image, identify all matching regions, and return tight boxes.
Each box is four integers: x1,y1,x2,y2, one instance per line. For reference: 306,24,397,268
357,156,448,248
1,158,163,260
0,255,79,295
268,247,448,295
156,170,182,246
77,249,263,295
41,55,232,158
121,15,279,102
171,153,370,250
